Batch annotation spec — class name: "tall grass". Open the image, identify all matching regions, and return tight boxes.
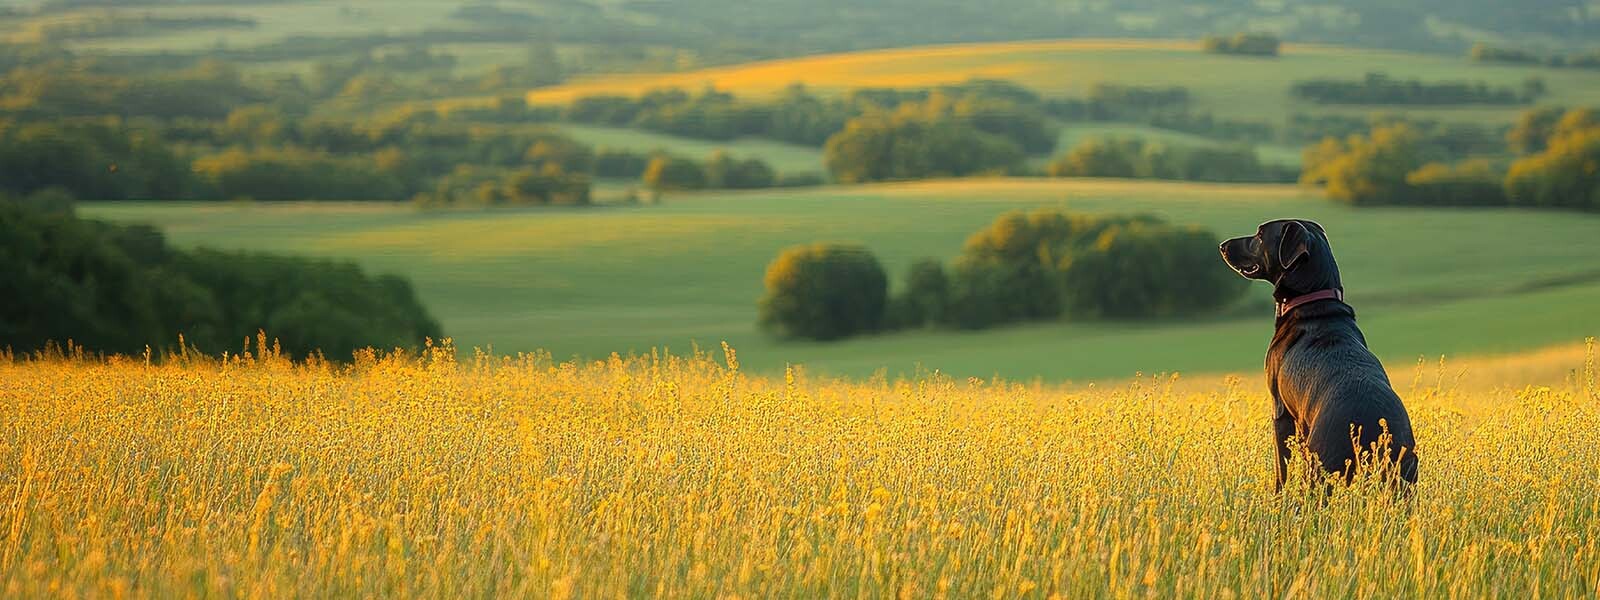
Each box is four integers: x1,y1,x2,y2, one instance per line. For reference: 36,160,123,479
2,338,1597,598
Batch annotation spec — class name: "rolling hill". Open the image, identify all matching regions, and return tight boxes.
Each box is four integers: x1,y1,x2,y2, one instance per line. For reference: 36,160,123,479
81,178,1600,382
525,39,1600,126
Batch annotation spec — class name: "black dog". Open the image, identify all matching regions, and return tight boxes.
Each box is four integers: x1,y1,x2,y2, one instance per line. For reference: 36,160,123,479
1219,219,1418,491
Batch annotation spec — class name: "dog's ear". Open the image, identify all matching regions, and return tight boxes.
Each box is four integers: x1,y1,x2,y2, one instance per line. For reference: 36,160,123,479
1277,221,1311,271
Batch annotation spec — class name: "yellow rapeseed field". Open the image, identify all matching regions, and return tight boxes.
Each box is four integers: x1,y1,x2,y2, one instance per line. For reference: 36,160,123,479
3,337,1598,599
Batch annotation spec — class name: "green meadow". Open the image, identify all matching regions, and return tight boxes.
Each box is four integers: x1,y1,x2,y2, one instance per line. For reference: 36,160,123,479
6,2,466,52
83,179,1600,382
560,124,827,175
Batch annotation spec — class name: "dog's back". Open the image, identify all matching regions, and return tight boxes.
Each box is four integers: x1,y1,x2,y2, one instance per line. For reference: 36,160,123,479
1269,301,1419,484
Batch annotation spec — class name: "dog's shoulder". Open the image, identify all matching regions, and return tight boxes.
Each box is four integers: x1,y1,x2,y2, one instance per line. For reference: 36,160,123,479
1268,301,1379,395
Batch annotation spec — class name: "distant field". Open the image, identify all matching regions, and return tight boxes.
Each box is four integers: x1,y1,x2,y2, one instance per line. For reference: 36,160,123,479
526,39,1600,126
561,124,827,175
9,1,469,51
83,179,1600,381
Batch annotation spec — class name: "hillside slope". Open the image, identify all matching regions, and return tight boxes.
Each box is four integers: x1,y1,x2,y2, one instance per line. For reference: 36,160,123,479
82,178,1600,380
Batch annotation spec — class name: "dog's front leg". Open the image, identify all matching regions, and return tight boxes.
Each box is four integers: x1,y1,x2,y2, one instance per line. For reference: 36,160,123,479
1272,400,1296,492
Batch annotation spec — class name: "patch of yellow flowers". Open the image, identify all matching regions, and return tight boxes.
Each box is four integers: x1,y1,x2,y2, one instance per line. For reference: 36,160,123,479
1,338,1597,598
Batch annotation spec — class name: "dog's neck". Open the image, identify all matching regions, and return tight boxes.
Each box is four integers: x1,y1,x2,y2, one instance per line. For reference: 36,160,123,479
1275,288,1344,318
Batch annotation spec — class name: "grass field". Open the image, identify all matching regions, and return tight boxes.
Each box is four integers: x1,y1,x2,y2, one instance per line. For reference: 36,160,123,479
2,340,1596,597
525,39,1600,126
561,124,828,176
82,178,1600,382
6,1,469,51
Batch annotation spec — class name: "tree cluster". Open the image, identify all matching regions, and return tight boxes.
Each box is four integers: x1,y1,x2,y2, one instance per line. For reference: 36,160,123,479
563,85,849,146
756,212,1247,341
757,243,888,341
1043,84,1192,121
1202,33,1282,57
0,58,266,120
822,108,1026,183
1469,43,1600,70
0,107,609,205
0,201,442,358
931,212,1245,329
642,150,782,192
1505,109,1600,210
1299,108,1599,210
0,118,191,200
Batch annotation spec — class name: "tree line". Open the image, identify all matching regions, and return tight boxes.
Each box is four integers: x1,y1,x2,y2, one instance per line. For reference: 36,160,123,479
757,211,1246,341
0,103,805,206
559,80,1065,151
0,200,441,358
1469,43,1600,70
1291,72,1545,106
1045,137,1295,183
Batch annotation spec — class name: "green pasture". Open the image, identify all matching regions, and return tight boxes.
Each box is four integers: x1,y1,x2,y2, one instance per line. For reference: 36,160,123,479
26,1,469,52
560,124,828,175
82,179,1600,382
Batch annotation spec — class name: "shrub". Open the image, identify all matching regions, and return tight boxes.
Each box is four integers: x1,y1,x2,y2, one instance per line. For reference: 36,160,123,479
1505,124,1600,210
758,243,887,341
1404,160,1507,206
1047,137,1140,178
887,258,951,329
642,155,707,191
1058,223,1246,318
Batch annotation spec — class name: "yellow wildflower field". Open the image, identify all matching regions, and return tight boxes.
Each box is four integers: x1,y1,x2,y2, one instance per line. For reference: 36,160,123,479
2,339,1597,598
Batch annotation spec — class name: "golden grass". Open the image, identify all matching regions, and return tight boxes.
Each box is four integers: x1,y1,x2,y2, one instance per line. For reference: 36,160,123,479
526,39,1211,104
2,338,1598,598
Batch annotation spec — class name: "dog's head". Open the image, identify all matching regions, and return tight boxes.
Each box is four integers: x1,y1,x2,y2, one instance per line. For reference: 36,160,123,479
1218,219,1341,298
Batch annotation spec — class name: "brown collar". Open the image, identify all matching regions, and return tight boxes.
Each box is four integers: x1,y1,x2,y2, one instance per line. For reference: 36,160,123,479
1276,288,1343,318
